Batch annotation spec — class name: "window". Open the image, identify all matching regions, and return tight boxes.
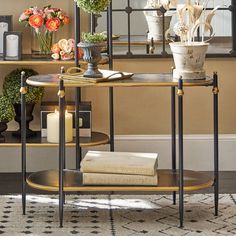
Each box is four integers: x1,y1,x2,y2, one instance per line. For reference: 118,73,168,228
96,0,233,58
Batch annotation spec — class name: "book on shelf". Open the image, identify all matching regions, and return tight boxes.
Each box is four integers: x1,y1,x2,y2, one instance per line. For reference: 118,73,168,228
82,172,158,186
81,151,158,176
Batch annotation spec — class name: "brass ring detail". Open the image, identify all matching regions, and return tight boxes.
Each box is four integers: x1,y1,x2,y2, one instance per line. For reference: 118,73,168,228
20,87,27,94
177,89,184,96
212,87,219,95
57,90,65,98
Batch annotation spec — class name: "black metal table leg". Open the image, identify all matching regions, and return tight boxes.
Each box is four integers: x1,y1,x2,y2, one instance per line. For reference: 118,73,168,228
177,78,184,228
213,72,219,216
107,3,114,152
74,2,82,170
109,88,114,151
171,86,176,205
58,79,66,227
75,88,82,169
21,71,26,215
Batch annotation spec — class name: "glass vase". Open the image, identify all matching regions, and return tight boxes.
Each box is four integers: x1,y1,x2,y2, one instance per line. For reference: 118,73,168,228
31,26,55,59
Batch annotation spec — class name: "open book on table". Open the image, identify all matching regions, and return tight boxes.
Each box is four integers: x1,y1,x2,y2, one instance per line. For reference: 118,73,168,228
61,69,134,83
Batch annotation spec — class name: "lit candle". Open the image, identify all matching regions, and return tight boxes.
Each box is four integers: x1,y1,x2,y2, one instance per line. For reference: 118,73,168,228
6,34,18,57
0,22,8,54
47,110,73,143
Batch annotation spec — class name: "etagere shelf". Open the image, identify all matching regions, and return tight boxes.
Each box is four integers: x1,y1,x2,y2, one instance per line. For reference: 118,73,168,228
0,0,217,230
21,72,219,229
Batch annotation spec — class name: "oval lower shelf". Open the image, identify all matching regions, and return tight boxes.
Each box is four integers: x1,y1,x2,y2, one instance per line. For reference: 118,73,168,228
26,169,213,192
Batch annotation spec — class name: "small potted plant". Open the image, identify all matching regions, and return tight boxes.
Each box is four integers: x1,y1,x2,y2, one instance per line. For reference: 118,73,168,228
74,0,110,14
3,68,44,138
78,32,106,78
169,0,219,80
144,0,176,41
0,96,15,142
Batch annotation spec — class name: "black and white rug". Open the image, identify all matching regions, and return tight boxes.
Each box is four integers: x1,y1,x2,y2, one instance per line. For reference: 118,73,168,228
0,194,235,235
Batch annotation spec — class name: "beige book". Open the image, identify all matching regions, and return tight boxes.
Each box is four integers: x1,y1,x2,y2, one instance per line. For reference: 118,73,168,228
81,151,158,176
83,172,158,186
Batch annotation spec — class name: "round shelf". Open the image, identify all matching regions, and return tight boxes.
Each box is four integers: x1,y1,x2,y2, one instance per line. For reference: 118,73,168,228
0,131,109,147
26,169,213,192
77,132,109,147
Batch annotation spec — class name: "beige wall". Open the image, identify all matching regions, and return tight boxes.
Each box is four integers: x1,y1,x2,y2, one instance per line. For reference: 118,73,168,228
84,58,236,135
0,1,235,135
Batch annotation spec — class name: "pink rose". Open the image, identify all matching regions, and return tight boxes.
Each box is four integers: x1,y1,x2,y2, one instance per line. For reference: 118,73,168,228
51,53,60,60
19,13,29,22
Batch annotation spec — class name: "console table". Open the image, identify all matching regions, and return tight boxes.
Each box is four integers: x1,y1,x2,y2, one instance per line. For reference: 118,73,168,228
21,72,219,228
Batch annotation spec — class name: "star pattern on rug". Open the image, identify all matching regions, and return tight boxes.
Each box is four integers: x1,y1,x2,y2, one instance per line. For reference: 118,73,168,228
0,194,235,235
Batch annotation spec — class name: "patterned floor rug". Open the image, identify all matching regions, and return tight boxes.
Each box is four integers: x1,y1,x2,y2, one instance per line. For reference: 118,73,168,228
0,194,235,235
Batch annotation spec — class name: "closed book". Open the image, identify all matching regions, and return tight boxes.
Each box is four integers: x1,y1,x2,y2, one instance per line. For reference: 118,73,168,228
81,151,158,176
83,172,158,186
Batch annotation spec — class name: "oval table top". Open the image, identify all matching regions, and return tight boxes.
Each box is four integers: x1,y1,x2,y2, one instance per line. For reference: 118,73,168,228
27,72,214,88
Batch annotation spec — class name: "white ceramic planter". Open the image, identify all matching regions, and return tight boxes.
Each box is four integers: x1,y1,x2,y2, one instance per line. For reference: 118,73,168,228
169,42,209,80
145,14,172,41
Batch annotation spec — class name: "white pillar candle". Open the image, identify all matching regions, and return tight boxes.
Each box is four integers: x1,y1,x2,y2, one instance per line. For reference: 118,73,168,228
47,110,73,143
6,34,18,57
0,22,8,54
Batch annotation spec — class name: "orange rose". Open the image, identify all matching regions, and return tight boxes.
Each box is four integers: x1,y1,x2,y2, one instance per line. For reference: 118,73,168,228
51,43,61,54
45,17,61,32
24,9,33,15
78,48,83,59
29,14,44,28
63,16,70,25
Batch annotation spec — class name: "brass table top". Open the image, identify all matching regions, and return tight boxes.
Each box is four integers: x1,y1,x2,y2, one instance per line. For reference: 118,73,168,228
27,73,214,88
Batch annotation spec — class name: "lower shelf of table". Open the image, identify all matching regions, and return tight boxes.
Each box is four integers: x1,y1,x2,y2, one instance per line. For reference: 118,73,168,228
26,169,214,192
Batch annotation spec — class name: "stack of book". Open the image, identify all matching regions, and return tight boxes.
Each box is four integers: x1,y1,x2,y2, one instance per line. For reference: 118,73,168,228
81,151,158,186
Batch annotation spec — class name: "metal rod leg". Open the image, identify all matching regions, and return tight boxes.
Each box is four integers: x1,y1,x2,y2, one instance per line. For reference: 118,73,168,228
21,71,26,215
74,2,82,170
109,87,114,151
60,67,67,205
213,72,219,216
75,88,81,169
178,78,184,228
171,86,176,205
58,79,66,227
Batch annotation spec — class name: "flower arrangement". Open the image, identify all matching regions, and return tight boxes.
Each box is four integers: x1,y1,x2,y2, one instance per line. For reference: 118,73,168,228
51,39,76,60
19,5,70,55
74,0,110,14
173,0,219,44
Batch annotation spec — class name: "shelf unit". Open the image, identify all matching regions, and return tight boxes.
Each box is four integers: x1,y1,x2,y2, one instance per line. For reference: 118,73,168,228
22,72,219,229
0,131,109,147
0,1,219,229
0,55,109,66
0,0,216,229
